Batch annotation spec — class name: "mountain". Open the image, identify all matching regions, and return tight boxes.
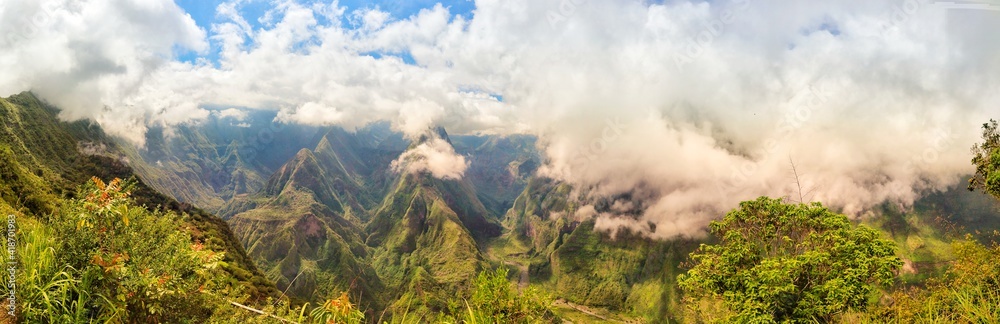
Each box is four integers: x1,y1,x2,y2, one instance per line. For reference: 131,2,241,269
0,93,280,309
113,112,692,320
120,110,325,213
219,125,510,317
493,177,697,322
364,168,504,316
364,172,488,314
94,94,1000,322
220,127,407,310
495,175,1000,322
451,134,541,216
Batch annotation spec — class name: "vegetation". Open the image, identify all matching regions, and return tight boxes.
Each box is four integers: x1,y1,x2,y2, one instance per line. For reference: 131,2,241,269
225,147,386,309
864,236,1000,322
497,178,696,322
971,119,1000,199
11,177,376,323
309,292,366,323
678,197,902,322
19,178,226,322
366,173,494,319
860,118,1000,322
6,90,1000,323
457,267,558,323
0,93,280,322
0,93,276,299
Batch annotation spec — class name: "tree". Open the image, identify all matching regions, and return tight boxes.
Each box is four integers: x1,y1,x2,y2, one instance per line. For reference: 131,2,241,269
970,119,1000,199
678,197,901,323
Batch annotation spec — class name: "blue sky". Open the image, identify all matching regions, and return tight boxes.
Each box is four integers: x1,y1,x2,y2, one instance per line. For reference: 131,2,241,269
174,0,475,63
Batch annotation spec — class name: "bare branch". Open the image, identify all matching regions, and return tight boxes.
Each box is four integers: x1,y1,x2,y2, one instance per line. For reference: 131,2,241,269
789,156,804,204
787,156,821,204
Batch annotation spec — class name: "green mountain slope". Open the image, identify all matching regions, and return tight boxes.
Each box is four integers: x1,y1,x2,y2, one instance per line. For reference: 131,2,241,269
219,125,511,318
120,111,325,213
452,134,540,216
494,177,697,322
221,127,412,311
365,172,499,318
497,176,1000,322
0,93,279,312
226,153,381,308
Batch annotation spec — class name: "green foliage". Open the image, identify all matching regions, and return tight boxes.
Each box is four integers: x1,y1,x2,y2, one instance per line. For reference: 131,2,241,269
13,177,297,323
366,173,495,319
678,197,902,323
309,292,365,324
496,178,693,322
25,177,226,322
864,237,1000,322
11,217,90,322
457,267,558,324
0,92,278,304
970,119,1000,199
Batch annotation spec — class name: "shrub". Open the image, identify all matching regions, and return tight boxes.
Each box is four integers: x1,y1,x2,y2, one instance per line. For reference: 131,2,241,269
309,292,364,324
869,237,1000,322
39,177,226,322
459,267,558,324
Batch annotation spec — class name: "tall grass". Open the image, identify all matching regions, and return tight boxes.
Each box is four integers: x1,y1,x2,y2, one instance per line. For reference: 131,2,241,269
850,238,1000,323
13,217,90,322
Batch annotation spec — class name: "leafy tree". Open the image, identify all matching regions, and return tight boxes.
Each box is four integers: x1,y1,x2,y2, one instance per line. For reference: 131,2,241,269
970,119,1000,199
678,197,902,323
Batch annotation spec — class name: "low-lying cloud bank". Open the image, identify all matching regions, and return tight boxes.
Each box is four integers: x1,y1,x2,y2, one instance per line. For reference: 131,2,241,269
2,0,999,238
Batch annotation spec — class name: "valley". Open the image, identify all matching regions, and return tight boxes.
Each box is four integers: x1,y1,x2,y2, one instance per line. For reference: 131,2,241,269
105,98,1000,322
3,90,1000,323
4,0,1000,322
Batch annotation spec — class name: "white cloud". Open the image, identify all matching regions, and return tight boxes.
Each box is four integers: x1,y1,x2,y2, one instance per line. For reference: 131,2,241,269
2,0,999,238
391,135,469,180
213,107,249,121
0,0,208,145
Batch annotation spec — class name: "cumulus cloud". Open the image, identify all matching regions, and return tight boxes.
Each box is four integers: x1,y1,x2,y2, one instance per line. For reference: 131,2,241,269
2,0,1000,238
0,0,208,144
391,135,469,180
212,108,249,121
449,0,999,238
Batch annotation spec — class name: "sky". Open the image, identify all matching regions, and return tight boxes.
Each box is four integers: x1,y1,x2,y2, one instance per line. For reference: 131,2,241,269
1,0,999,238
170,0,476,63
